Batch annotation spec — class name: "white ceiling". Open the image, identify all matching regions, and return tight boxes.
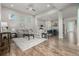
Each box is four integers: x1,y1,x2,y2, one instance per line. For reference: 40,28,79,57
1,3,54,15
1,3,70,15
38,4,78,21
1,3,78,21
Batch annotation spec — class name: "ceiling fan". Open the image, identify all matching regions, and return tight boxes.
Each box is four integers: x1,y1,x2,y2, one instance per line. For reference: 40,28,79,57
26,4,36,12
26,7,36,11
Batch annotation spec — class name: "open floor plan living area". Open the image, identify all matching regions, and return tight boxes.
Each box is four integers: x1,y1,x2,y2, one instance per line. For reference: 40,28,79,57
0,3,79,56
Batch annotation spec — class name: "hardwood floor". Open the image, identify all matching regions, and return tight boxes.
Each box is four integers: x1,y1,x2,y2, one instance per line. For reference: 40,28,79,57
4,37,79,56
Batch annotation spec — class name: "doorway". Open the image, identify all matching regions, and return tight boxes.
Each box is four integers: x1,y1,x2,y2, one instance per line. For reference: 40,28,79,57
66,20,77,45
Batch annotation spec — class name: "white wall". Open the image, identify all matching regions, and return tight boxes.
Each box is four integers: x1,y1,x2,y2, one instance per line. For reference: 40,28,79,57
1,7,35,32
0,4,1,32
0,4,1,21
77,7,79,46
38,20,46,28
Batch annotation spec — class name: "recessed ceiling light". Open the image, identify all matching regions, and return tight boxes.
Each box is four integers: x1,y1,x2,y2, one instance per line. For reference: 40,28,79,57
47,4,50,7
10,4,14,7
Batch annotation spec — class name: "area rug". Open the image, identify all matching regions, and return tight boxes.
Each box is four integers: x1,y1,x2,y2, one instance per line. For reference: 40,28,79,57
12,38,47,51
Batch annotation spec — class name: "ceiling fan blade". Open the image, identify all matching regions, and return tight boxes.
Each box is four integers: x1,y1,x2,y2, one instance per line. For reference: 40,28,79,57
32,9,36,11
